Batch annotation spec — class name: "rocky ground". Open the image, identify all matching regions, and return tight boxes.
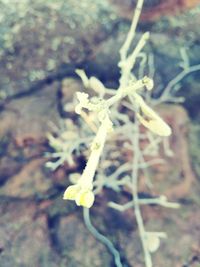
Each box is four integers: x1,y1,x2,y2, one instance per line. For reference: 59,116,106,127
0,0,200,266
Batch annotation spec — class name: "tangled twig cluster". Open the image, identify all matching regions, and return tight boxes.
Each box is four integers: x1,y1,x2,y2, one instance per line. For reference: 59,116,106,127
46,0,200,266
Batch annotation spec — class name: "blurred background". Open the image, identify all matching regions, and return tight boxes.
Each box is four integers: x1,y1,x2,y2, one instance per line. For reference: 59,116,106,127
0,0,200,266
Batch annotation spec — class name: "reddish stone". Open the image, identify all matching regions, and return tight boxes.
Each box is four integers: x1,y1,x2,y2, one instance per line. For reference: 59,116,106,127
0,201,58,267
109,0,200,21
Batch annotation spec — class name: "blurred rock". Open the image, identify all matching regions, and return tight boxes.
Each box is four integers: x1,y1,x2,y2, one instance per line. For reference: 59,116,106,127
189,123,200,180
0,152,22,187
153,105,196,199
0,82,60,142
0,82,60,198
0,0,118,99
117,202,200,267
59,78,83,117
109,0,200,21
0,200,58,267
56,215,112,267
136,105,196,200
0,158,52,198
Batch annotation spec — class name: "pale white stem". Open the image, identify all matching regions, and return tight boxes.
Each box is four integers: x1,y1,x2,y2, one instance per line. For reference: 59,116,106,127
75,69,89,87
106,78,145,107
108,197,180,211
119,0,145,61
159,64,200,102
107,162,131,181
138,158,165,168
79,118,109,187
119,32,150,86
131,118,153,267
138,52,147,79
127,32,150,70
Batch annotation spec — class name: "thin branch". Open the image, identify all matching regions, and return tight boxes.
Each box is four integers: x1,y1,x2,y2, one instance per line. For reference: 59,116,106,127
130,118,153,267
83,208,123,267
119,0,145,62
159,64,200,102
108,197,180,211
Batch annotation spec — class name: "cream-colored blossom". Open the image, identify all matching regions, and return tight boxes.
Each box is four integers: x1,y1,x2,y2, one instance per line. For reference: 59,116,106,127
75,189,95,208
134,94,172,136
63,184,94,208
146,232,167,253
63,114,112,208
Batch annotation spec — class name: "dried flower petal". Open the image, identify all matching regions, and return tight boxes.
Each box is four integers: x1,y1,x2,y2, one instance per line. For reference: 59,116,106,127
146,235,160,253
63,185,94,208
75,190,95,208
63,184,80,200
63,183,94,208
146,232,167,253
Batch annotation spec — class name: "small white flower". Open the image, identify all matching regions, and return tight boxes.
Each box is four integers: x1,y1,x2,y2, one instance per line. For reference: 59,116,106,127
146,232,167,253
146,234,160,253
142,76,154,91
